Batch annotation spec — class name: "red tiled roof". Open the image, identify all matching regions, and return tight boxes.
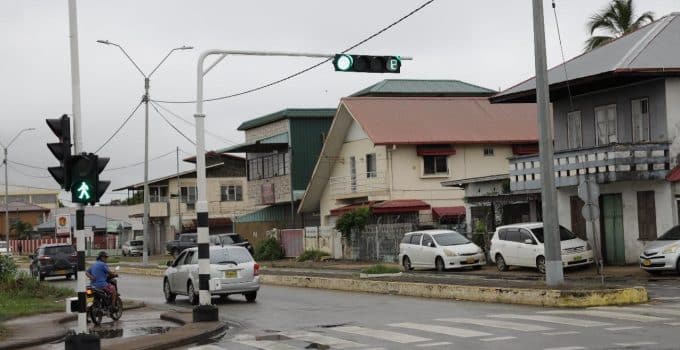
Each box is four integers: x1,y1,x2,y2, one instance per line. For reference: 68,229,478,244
342,97,537,145
371,200,430,214
667,165,680,182
432,206,466,220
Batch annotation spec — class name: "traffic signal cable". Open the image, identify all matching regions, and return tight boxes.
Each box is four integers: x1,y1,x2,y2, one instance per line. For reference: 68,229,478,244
104,149,177,172
151,0,436,104
150,101,239,145
94,100,144,154
149,102,196,145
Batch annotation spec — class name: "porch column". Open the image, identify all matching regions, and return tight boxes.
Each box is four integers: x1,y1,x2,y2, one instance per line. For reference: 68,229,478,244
529,200,538,222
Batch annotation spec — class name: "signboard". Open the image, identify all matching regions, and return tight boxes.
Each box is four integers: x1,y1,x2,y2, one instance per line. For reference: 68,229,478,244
55,214,71,236
261,183,275,205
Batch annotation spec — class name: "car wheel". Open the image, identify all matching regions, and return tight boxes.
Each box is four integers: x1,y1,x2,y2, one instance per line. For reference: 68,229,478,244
187,282,198,305
435,257,445,272
473,265,483,270
495,254,509,272
244,291,257,303
122,251,127,257
66,274,72,280
536,256,546,274
163,278,176,303
219,294,230,303
402,256,413,271
38,270,45,281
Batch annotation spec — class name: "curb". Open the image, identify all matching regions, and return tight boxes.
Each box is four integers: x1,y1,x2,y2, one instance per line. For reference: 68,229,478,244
260,275,648,307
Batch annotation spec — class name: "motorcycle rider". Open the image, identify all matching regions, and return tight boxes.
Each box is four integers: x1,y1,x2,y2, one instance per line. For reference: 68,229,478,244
86,251,118,305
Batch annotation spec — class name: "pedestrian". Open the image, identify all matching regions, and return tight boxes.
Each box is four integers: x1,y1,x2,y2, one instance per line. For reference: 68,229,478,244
18,242,22,256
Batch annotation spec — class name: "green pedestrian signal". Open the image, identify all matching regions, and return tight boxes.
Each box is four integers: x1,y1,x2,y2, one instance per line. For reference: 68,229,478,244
76,181,92,201
69,153,110,205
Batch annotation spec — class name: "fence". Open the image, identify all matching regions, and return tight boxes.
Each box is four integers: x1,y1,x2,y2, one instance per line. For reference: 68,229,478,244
9,238,69,255
303,226,343,259
279,229,304,257
352,223,414,262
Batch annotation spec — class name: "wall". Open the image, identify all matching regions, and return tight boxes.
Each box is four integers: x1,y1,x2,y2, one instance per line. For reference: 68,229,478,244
0,211,47,239
244,119,290,142
557,180,673,264
290,118,333,191
553,79,667,151
247,174,292,207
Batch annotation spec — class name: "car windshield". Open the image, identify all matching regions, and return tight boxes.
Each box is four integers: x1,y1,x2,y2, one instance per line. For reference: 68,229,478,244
530,226,577,243
44,246,74,255
130,241,143,246
658,226,680,241
220,236,235,245
229,234,244,243
433,232,469,246
210,248,253,264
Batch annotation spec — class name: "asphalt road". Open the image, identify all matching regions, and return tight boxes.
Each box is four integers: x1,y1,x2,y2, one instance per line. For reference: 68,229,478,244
44,272,680,350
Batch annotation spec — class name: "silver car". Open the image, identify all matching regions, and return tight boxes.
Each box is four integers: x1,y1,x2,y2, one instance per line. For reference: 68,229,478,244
121,240,144,256
163,245,260,304
639,225,680,274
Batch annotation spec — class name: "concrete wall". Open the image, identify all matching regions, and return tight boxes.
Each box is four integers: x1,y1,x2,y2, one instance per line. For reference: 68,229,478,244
553,79,667,151
247,174,292,207
244,119,289,143
0,211,48,239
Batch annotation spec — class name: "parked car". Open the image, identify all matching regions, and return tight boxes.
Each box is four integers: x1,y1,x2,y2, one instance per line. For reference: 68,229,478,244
489,223,594,273
163,245,260,304
122,239,147,256
0,241,11,256
29,243,77,281
399,230,485,272
639,225,680,274
165,233,198,257
210,233,254,255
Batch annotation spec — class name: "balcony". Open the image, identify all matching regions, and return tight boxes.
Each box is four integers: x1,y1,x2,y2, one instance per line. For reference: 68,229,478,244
330,172,388,198
509,143,670,191
128,201,170,218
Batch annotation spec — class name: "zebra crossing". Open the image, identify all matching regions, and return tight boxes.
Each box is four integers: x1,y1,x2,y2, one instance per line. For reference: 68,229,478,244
208,302,680,350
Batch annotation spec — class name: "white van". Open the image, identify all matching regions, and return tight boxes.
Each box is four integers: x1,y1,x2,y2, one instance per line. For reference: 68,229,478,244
399,230,485,271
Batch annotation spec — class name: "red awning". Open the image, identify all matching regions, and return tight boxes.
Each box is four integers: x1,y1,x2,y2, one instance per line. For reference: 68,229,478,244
371,200,431,214
417,145,456,156
667,165,680,182
512,143,539,155
329,203,373,216
432,206,466,220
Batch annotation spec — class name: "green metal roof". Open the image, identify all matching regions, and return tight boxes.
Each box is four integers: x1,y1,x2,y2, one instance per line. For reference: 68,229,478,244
237,108,336,131
351,79,496,97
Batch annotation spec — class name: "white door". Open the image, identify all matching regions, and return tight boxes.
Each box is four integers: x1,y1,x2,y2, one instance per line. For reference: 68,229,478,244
420,234,437,267
517,229,538,267
409,233,423,266
504,229,521,266
176,250,195,293
170,251,187,292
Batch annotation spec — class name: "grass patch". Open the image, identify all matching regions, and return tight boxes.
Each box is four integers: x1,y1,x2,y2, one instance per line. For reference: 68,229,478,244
296,249,330,262
0,272,74,322
361,264,401,274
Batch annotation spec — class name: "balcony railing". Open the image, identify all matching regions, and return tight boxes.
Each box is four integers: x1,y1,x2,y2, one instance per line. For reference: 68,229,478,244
509,143,670,191
128,202,170,218
330,172,388,197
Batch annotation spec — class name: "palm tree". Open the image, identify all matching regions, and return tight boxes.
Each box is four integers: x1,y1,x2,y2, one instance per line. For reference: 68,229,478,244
11,220,33,240
585,0,654,51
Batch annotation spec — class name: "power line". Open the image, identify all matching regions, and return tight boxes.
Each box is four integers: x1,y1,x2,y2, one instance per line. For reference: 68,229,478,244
150,103,196,145
152,0,436,104
551,0,575,112
95,100,144,154
151,102,239,145
0,183,61,191
9,160,48,171
6,164,52,178
104,150,177,171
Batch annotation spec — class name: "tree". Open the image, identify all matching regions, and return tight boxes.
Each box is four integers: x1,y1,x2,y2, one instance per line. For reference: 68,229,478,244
121,191,144,205
11,220,33,240
335,207,371,240
585,0,654,51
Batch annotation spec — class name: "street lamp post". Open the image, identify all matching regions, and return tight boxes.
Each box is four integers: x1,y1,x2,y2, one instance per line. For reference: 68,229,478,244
1,128,36,246
97,40,192,266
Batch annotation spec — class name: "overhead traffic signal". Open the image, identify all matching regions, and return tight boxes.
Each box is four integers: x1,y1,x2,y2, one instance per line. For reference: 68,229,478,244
333,54,401,73
70,153,110,205
46,114,72,189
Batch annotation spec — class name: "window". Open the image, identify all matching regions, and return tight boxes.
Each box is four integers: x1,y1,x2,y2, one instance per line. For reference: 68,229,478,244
632,98,650,143
349,156,357,192
637,191,657,240
483,147,494,157
498,229,508,241
401,235,412,244
180,187,197,204
519,229,535,244
221,185,243,201
506,229,521,242
366,153,377,178
149,187,168,202
247,153,288,180
423,155,448,175
410,233,422,245
421,234,433,247
595,104,618,145
567,110,582,148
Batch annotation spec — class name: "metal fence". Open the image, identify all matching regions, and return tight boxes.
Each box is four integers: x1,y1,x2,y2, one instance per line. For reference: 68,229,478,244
352,223,414,262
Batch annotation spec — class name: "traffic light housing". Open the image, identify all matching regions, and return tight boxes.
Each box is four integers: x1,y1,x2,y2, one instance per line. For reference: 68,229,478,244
70,153,110,205
333,54,401,73
46,114,72,189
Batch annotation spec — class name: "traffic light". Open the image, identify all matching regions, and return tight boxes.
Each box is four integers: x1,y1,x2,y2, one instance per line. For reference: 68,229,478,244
333,54,401,73
70,153,110,205
46,114,72,189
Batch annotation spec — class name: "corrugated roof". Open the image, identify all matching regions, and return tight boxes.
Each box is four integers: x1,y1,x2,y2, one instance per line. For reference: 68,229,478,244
237,108,336,131
343,97,538,145
493,13,680,103
351,79,496,97
0,202,50,212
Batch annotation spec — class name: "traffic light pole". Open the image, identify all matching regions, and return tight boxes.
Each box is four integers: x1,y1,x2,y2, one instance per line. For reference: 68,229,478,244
142,77,150,266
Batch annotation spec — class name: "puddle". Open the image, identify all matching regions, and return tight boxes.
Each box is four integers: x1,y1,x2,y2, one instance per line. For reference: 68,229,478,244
66,313,179,339
89,324,175,339
256,334,291,341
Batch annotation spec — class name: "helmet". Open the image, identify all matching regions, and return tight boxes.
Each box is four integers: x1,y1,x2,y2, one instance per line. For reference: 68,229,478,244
97,251,109,260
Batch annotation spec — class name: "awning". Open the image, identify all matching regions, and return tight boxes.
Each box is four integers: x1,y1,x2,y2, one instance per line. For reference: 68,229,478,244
512,143,539,155
219,132,289,153
371,200,430,214
667,165,680,182
432,206,466,220
329,202,373,216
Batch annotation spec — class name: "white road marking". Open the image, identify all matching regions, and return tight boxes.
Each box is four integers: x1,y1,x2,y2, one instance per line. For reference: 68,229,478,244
543,347,586,350
592,305,680,317
282,331,364,349
188,346,225,350
604,326,642,331
541,310,670,322
389,322,492,338
233,340,301,350
332,326,430,343
614,342,657,347
437,317,553,332
654,297,680,301
665,321,680,326
416,342,453,347
490,314,612,327
480,336,516,342
542,331,580,336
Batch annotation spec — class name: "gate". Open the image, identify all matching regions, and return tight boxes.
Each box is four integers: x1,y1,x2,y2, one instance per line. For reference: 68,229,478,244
280,229,304,257
354,223,413,262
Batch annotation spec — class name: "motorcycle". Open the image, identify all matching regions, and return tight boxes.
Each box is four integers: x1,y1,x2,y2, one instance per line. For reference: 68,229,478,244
86,266,123,325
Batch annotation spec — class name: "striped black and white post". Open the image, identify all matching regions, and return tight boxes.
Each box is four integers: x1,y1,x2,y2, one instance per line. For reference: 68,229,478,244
75,209,87,332
192,111,218,322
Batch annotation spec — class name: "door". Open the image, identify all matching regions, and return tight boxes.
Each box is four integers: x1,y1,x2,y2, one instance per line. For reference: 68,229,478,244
409,233,423,265
517,229,538,266
420,234,436,267
170,251,187,292
504,229,521,266
601,194,625,265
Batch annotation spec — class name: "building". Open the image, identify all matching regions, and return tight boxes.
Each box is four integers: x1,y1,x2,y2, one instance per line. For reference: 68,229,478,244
0,202,50,239
491,13,680,264
218,108,336,239
114,153,250,254
0,185,60,209
36,213,133,250
299,79,538,231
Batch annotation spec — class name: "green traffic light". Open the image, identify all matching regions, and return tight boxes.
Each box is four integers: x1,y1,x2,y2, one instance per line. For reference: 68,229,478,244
334,54,353,71
72,180,92,203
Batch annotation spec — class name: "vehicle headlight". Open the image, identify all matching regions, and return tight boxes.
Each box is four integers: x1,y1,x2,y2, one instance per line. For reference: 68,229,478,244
662,243,680,254
443,249,457,257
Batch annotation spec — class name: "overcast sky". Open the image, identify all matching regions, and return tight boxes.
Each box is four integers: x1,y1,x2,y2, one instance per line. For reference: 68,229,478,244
1,0,679,205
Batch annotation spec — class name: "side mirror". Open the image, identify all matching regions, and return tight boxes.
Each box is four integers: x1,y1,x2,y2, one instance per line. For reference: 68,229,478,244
166,260,173,267
524,239,534,245
429,242,436,248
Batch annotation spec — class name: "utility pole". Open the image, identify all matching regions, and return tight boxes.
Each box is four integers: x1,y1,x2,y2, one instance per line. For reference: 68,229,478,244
532,0,564,286
176,146,182,236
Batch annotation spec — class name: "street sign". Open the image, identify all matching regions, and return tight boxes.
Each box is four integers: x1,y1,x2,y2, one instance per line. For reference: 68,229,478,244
582,203,600,221
56,214,71,236
577,177,600,204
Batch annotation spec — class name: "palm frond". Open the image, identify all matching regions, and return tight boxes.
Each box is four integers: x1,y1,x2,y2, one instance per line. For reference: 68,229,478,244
588,13,615,35
630,11,655,32
585,35,615,51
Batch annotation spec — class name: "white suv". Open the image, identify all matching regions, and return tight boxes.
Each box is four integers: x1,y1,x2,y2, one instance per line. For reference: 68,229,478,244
399,230,485,272
489,223,593,273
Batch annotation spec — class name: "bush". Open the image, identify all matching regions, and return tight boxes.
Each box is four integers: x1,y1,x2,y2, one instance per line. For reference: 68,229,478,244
335,207,371,240
0,255,17,283
254,237,284,261
296,249,330,262
361,264,401,274
0,272,73,299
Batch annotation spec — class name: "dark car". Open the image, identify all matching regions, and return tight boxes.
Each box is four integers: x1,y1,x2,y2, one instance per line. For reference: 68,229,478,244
165,233,198,257
29,243,77,281
210,233,254,255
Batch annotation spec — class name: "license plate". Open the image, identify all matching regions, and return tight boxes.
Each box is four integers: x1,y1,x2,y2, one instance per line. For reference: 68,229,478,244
573,256,582,262
466,257,475,264
55,270,66,275
643,259,651,266
86,296,94,304
224,270,237,278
